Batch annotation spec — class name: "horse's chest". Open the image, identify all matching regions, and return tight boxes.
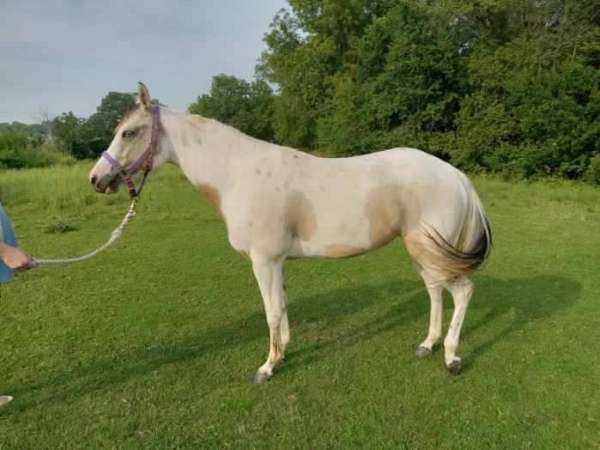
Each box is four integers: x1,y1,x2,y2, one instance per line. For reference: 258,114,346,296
222,195,294,257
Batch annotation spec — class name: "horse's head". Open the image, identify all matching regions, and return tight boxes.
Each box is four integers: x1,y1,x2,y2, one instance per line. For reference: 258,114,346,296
89,82,169,194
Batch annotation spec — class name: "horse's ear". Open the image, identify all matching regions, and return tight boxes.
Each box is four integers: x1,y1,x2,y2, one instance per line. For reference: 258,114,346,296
137,82,152,110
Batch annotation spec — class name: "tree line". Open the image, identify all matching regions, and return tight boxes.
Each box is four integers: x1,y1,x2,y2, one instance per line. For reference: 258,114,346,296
2,0,599,182
192,0,600,182
0,92,136,169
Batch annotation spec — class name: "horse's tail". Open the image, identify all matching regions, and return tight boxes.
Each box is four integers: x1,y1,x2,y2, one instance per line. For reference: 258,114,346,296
421,173,492,279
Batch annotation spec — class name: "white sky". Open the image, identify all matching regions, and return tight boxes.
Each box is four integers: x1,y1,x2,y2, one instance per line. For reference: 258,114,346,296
0,0,288,123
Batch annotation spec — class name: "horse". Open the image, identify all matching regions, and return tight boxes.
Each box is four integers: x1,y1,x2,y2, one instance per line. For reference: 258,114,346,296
90,83,492,383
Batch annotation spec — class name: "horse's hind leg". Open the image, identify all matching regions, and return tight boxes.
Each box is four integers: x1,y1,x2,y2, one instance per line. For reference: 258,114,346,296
405,234,446,359
415,269,444,358
443,277,474,374
251,254,288,384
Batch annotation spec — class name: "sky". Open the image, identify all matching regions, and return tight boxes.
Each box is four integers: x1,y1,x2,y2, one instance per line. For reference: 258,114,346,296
0,0,288,124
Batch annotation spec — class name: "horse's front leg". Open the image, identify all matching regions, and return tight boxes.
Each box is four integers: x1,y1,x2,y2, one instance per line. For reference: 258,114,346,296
251,254,288,384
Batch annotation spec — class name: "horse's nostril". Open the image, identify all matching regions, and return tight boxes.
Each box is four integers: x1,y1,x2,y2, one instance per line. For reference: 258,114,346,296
90,175,97,185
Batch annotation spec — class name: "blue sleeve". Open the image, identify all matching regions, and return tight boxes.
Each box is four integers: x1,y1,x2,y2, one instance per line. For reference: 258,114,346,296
0,204,17,282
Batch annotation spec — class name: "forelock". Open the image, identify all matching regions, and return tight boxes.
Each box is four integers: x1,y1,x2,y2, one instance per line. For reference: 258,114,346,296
114,105,150,134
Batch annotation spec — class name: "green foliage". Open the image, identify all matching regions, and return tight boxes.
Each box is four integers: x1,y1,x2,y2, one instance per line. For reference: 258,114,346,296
0,92,135,168
205,0,600,181
317,2,469,155
0,127,74,169
454,36,600,177
51,112,84,154
189,75,275,142
0,121,47,140
74,91,136,159
259,1,471,152
584,153,600,184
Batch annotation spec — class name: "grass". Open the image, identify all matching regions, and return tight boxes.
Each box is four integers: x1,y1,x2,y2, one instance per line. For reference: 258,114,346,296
0,162,599,449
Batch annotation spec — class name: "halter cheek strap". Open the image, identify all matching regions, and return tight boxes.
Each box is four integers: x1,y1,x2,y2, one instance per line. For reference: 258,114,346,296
102,104,161,198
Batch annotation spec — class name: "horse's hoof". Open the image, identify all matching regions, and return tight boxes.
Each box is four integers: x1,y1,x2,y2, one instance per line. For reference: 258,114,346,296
0,395,13,407
415,345,432,358
446,359,462,375
253,371,272,385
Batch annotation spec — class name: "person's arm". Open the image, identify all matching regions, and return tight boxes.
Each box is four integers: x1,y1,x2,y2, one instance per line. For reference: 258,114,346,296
0,242,33,271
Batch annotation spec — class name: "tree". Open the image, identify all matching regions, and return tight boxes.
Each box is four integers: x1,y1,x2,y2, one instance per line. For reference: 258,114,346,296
189,75,275,142
261,1,469,154
51,112,84,153
255,0,600,179
75,92,136,159
450,0,600,177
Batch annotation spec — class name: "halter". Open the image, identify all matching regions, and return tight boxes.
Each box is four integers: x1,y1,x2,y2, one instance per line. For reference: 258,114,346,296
101,104,161,198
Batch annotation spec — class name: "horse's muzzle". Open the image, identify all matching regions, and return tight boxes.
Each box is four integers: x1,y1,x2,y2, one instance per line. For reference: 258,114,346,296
92,174,121,194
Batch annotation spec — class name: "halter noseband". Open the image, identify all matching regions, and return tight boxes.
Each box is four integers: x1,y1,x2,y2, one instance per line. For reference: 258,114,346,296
101,104,161,198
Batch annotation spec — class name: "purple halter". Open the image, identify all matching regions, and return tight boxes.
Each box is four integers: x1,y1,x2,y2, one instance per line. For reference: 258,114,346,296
102,104,161,198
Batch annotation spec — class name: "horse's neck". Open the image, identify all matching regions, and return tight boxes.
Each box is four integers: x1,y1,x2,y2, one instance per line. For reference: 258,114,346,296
166,112,253,191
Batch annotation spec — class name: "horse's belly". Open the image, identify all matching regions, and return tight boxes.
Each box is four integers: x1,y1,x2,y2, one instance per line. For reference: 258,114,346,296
287,210,396,258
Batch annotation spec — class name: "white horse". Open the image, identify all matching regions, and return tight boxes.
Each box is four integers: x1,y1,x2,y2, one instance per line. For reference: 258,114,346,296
90,83,492,382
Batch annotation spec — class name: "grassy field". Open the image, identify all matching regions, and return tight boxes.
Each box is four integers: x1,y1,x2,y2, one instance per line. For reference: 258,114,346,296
0,162,599,449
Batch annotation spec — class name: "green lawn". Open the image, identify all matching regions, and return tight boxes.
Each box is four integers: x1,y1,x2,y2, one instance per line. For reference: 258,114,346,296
1,163,599,449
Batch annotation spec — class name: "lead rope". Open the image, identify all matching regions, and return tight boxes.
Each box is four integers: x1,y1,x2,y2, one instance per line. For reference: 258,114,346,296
32,197,139,267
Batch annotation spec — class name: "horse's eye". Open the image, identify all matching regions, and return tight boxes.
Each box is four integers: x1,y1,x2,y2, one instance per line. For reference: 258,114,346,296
122,130,136,138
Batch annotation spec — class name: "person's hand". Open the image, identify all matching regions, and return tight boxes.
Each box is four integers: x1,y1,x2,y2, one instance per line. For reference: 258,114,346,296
0,245,33,271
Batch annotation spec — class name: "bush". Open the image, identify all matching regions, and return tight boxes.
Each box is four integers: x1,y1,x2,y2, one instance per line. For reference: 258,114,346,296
584,154,600,184
0,129,75,169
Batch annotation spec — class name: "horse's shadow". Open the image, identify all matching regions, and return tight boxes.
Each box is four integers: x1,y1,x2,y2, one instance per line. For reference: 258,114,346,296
281,274,580,373
3,273,579,413
459,274,581,371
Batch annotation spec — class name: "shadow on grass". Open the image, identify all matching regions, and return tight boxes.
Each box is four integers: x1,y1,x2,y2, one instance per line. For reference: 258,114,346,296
2,274,578,413
459,274,581,371
281,274,580,375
